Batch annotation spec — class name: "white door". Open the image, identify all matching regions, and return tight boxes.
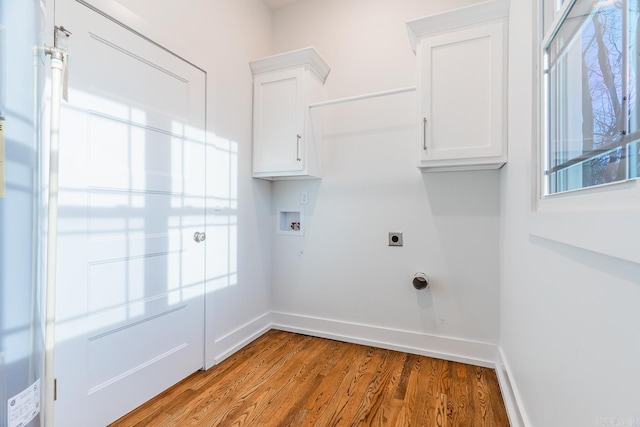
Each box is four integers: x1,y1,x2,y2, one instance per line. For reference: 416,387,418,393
54,1,206,426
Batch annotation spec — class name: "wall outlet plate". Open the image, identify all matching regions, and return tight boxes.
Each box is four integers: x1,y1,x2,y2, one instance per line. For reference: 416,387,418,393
388,232,403,246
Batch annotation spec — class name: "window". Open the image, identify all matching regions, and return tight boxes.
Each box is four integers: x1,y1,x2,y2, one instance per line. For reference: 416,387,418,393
543,0,640,195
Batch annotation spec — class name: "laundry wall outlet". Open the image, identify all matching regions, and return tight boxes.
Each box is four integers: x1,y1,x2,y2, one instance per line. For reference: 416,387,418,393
388,232,403,246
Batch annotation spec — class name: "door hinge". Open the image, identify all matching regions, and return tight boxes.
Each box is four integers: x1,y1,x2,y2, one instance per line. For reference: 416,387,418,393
54,378,57,401
54,26,72,46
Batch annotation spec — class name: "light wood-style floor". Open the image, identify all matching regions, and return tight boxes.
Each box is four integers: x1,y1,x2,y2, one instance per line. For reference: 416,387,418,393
109,330,509,426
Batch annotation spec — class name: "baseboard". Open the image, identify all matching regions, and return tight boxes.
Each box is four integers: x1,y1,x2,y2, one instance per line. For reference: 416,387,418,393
271,311,497,368
206,312,272,368
495,346,530,427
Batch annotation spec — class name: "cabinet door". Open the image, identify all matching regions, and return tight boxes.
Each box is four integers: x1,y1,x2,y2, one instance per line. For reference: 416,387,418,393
253,69,305,174
418,23,505,165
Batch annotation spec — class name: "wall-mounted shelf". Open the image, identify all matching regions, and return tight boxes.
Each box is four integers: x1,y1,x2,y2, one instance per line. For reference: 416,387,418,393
308,86,416,109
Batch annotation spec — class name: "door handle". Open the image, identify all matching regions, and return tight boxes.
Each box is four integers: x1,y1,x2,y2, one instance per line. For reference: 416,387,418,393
296,134,302,161
193,231,206,243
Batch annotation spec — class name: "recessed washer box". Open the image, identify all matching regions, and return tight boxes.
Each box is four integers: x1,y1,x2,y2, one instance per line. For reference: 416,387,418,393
277,209,303,236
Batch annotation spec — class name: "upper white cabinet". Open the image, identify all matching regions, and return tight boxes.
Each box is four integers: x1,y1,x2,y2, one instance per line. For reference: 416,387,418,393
407,0,508,172
250,47,330,180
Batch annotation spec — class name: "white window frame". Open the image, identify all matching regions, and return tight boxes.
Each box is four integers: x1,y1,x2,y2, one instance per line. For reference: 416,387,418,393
531,0,640,265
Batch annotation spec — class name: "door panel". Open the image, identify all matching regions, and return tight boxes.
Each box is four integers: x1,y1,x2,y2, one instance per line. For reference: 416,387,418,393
54,1,206,426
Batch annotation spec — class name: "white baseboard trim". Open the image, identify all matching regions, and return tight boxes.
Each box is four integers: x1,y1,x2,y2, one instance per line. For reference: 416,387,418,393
271,311,497,368
207,312,272,368
495,346,530,427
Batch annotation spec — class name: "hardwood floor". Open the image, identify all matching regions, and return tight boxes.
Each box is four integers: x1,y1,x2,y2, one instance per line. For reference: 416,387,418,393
109,330,509,426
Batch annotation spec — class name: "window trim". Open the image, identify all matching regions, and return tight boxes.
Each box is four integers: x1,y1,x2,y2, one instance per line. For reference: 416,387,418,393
532,0,640,265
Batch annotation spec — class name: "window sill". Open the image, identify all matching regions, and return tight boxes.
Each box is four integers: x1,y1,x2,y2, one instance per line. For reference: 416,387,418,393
529,179,640,265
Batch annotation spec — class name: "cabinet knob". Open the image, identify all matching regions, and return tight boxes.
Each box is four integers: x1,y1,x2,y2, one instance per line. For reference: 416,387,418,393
193,231,206,243
296,134,302,161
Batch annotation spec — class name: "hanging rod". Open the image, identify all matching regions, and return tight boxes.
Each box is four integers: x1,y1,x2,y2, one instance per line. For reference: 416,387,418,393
308,86,416,109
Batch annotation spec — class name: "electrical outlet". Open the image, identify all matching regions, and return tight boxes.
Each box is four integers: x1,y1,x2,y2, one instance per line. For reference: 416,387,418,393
388,232,403,247
300,191,308,205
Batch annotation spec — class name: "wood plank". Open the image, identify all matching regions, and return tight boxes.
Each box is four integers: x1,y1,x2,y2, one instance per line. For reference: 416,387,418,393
190,333,313,426
436,392,448,427
446,362,471,427
309,345,379,426
295,344,361,426
109,331,510,427
360,350,406,425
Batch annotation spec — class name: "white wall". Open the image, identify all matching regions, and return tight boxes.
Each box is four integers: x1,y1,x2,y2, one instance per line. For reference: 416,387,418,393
269,0,501,365
90,0,275,367
502,1,640,426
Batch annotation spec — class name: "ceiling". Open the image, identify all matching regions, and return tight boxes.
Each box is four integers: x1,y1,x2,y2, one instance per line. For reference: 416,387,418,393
263,0,302,9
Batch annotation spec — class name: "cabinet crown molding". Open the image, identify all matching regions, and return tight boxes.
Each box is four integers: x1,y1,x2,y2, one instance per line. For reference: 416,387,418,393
406,0,509,53
249,46,331,83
